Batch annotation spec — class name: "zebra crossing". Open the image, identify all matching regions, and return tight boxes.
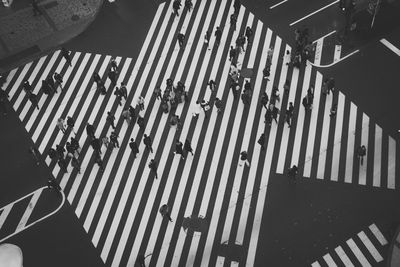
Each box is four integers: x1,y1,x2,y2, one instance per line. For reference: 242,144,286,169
1,0,398,266
311,223,389,267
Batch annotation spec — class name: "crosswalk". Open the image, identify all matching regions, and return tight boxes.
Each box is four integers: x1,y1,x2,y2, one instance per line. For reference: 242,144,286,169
311,223,389,267
1,0,398,266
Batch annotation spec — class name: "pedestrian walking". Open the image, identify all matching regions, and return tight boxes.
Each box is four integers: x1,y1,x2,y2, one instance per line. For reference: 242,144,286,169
230,13,237,31
110,57,118,72
122,108,131,124
170,114,180,128
204,30,211,47
71,157,81,174
29,93,40,110
265,107,272,126
143,134,153,153
58,157,68,173
245,26,253,44
159,204,173,222
285,102,294,127
175,140,185,159
330,103,337,118
101,136,110,148
108,70,118,85
327,77,335,95
120,82,128,100
22,80,33,94
66,116,76,134
239,151,250,167
46,74,55,93
214,97,223,113
233,0,240,14
129,138,139,158
257,133,266,150
137,96,145,111
48,148,58,161
86,123,95,139
94,151,104,171
110,131,119,148
302,94,312,111
271,104,279,124
173,0,181,16
61,47,72,67
287,165,298,180
200,100,210,118
106,111,116,129
70,137,81,154
236,35,246,53
41,79,52,96
31,0,42,16
356,145,366,165
229,45,237,62
154,86,162,100
208,79,217,92
185,0,193,12
214,26,222,46
230,81,240,99
192,101,201,118
28,146,40,165
260,91,269,109
54,72,63,91
93,72,101,84
55,144,64,160
56,118,66,134
177,33,185,49
184,139,194,156
91,137,102,154
114,87,123,106
149,159,158,179
137,115,145,130
47,177,61,191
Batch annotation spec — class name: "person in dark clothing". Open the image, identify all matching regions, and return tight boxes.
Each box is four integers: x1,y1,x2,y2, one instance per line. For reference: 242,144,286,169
257,133,266,150
114,87,123,106
106,111,116,129
229,46,237,62
54,72,63,91
174,140,185,159
177,33,185,49
129,138,139,158
71,157,81,174
302,95,312,111
108,70,118,85
173,0,181,16
94,151,104,171
265,108,272,126
260,91,269,109
287,165,298,180
31,0,42,16
245,26,253,44
214,27,222,46
28,146,40,165
230,13,237,31
234,0,240,14
137,115,145,130
58,157,68,173
70,137,81,154
110,57,118,72
286,102,294,127
91,138,102,154
48,148,58,161
29,93,40,110
154,86,162,100
86,123,95,139
204,30,211,47
22,80,33,94
214,97,223,113
185,0,193,11
93,72,101,84
184,139,194,156
120,82,128,100
110,131,119,148
66,116,76,134
149,159,158,179
41,79,52,95
143,134,153,153
61,47,72,67
330,103,337,118
56,144,65,159
239,151,250,167
357,145,366,165
46,74,56,93
271,104,279,124
47,177,61,191
159,204,173,222
200,100,210,118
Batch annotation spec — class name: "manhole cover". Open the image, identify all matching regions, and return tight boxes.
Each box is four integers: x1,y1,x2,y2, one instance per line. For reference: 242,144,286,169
71,14,80,21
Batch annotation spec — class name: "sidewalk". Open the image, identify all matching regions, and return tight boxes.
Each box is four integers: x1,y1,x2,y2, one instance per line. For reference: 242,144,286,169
0,0,104,72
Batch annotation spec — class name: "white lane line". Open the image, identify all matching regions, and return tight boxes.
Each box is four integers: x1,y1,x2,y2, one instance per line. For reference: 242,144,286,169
316,87,332,179
303,71,322,177
369,223,388,245
219,18,265,247
372,125,382,187
313,30,336,44
380,38,400,56
334,245,354,267
346,238,372,267
33,52,81,144
357,231,383,262
16,188,43,231
311,261,322,267
0,204,13,229
323,253,337,267
168,5,246,267
289,0,339,26
310,49,359,68
334,45,341,63
290,62,312,167
269,0,288,9
359,113,369,185
314,39,323,65
275,65,299,173
330,91,345,181
344,102,357,183
387,136,396,189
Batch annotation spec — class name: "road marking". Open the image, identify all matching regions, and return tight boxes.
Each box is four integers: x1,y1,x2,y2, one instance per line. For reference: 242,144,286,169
313,30,336,44
357,231,383,262
323,253,337,267
344,102,357,183
269,0,288,9
16,188,43,231
331,91,345,181
373,125,382,187
380,38,400,56
334,45,341,62
0,204,13,229
359,113,369,185
310,49,359,68
311,261,322,267
346,238,372,267
289,0,339,26
388,136,396,189
369,223,388,245
335,246,354,267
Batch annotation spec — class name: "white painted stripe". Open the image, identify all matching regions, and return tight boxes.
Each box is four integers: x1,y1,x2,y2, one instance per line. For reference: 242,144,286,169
346,238,372,267
8,63,32,100
359,113,369,185
369,223,388,245
231,261,239,266
344,102,357,183
269,0,288,9
334,245,354,267
187,237,200,266
313,30,336,44
275,65,299,173
13,56,46,111
217,256,225,266
19,52,60,121
316,87,333,179
16,188,43,231
236,32,285,246
33,52,81,144
168,4,246,267
314,39,323,65
310,49,359,68
333,45,341,62
380,38,400,56
289,0,339,26
358,231,383,262
372,125,382,187
0,204,13,229
387,136,396,189
303,71,322,177
290,62,312,167
323,253,337,267
220,18,265,247
330,91,345,181
311,261,322,267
